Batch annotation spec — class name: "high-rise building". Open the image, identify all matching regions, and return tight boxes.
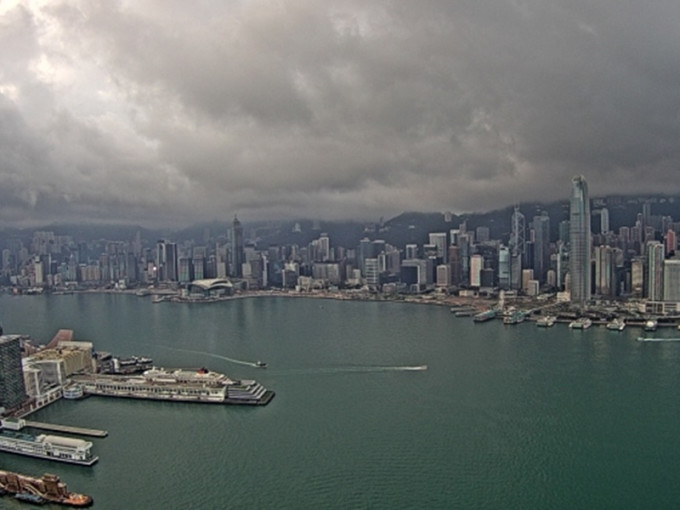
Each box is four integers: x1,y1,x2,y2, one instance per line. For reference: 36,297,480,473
569,175,591,308
469,254,483,287
647,241,664,300
231,216,244,278
498,247,510,289
0,335,27,411
600,207,610,234
428,233,448,263
594,245,615,297
663,259,680,302
533,211,550,284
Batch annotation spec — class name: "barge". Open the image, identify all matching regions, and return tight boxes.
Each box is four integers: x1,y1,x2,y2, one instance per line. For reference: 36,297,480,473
71,367,275,406
0,470,92,507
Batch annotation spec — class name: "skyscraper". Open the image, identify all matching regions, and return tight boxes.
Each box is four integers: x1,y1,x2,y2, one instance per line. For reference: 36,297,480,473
231,215,244,278
647,241,664,301
532,211,550,284
0,335,27,411
569,175,591,308
509,206,525,291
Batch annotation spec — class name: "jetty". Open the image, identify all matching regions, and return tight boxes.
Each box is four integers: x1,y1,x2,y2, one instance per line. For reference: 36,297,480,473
23,421,108,438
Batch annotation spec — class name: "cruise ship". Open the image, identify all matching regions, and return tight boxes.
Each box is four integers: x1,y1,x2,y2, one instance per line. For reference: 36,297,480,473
0,431,98,466
71,367,274,406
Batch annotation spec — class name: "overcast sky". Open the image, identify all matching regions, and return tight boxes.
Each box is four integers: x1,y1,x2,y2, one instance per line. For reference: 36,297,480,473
1,0,680,227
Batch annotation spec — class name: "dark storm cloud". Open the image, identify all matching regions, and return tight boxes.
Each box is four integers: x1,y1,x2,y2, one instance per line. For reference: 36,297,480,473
1,0,680,227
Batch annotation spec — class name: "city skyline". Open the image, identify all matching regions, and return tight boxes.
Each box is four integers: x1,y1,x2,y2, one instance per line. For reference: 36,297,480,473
2,2,680,228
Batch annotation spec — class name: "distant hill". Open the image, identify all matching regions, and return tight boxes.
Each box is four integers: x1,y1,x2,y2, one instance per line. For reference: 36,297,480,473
1,194,679,251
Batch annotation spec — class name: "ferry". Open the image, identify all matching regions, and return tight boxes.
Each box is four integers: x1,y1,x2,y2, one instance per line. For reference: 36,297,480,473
503,310,526,325
0,432,98,466
569,317,592,329
71,367,274,406
536,316,556,328
606,318,626,331
0,470,93,507
473,309,497,323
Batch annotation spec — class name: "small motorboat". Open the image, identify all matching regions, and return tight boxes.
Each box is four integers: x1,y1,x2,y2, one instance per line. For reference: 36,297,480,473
255,361,268,368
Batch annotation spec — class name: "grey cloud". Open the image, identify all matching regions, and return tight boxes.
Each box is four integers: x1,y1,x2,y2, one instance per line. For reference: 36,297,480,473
1,0,680,227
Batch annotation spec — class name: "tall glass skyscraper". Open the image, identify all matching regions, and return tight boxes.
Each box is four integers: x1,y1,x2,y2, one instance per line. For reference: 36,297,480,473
569,175,591,308
231,215,244,278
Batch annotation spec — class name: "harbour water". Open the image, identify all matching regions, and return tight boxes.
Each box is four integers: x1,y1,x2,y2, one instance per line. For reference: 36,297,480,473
2,294,680,509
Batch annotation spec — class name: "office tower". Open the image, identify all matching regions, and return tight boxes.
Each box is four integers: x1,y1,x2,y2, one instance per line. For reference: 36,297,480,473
510,206,525,290
231,216,244,277
0,336,27,411
559,220,570,245
318,233,331,262
405,244,419,260
436,264,451,288
663,260,680,302
469,254,483,287
429,233,448,263
533,211,550,284
631,257,644,297
594,245,615,297
498,247,510,289
448,246,462,286
647,241,664,300
155,241,178,282
358,237,372,276
364,258,380,287
569,175,591,308
665,230,677,256
600,207,610,234
475,226,490,243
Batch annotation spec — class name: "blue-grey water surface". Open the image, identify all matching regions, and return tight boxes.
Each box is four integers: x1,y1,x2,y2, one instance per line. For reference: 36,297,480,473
1,294,680,509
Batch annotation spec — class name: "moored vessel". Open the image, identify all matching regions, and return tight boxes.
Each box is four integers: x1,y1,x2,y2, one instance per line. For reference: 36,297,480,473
644,319,658,332
569,317,592,329
606,318,626,331
473,309,497,323
71,367,274,406
0,470,92,507
503,310,526,325
0,432,98,466
536,315,556,328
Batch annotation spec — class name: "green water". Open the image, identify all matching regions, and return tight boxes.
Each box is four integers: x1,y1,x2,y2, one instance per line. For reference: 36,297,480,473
1,294,680,509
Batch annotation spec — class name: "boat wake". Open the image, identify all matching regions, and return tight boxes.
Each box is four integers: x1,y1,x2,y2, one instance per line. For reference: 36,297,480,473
272,365,428,376
158,346,260,367
636,337,680,342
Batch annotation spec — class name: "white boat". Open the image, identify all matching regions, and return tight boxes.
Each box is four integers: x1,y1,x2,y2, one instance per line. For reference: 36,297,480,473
536,316,556,328
606,318,626,331
72,367,274,405
644,319,658,332
569,317,592,329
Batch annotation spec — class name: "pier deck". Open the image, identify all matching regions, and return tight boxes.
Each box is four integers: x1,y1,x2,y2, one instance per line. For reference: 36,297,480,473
24,421,108,438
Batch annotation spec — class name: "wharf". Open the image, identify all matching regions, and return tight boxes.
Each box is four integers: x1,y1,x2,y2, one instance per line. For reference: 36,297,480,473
24,420,108,438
